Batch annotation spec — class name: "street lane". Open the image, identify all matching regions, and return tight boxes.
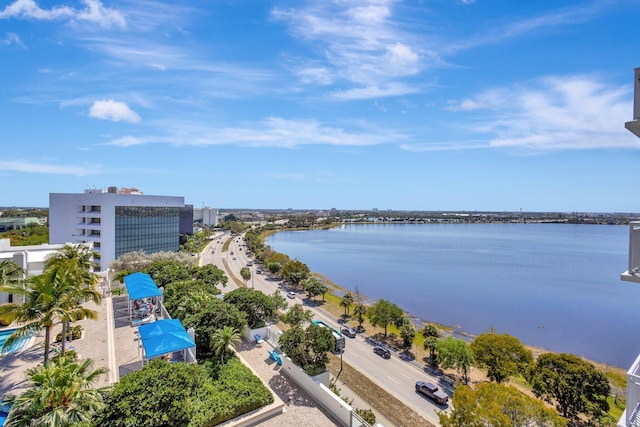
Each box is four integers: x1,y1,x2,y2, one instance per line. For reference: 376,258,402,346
201,233,450,425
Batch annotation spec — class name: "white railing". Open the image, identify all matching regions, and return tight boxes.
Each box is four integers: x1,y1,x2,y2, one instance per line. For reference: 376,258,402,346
621,222,640,283
618,353,640,426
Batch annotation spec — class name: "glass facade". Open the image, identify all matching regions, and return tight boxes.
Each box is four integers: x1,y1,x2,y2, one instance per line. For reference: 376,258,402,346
115,206,179,258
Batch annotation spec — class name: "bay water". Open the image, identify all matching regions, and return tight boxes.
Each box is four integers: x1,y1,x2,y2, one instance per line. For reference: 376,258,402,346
266,223,638,368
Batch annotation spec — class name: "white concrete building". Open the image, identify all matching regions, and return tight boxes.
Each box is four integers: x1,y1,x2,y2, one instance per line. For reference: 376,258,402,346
193,206,219,227
618,67,640,427
0,239,95,304
202,207,219,227
49,188,185,274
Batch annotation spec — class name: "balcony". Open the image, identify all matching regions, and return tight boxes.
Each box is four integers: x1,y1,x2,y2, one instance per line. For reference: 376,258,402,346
621,222,640,283
618,354,640,426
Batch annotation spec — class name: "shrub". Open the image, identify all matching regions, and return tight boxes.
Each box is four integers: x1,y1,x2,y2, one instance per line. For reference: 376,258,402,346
55,325,83,343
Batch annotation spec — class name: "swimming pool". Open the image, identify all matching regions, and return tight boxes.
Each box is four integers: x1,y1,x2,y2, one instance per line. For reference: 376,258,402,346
0,328,31,355
0,403,12,427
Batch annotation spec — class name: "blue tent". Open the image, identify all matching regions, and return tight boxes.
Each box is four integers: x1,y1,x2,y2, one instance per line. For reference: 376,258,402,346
124,272,161,300
138,319,195,359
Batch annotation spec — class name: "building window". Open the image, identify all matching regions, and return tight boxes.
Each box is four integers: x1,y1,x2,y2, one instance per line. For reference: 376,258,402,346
90,218,101,224
89,205,101,212
114,206,179,259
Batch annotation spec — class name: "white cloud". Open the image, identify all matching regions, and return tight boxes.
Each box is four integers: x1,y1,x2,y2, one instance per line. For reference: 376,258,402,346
105,116,406,149
0,0,73,20
89,99,141,123
448,75,638,151
74,0,126,29
330,82,419,100
106,136,145,146
272,1,431,97
1,32,25,47
0,0,126,29
0,160,99,176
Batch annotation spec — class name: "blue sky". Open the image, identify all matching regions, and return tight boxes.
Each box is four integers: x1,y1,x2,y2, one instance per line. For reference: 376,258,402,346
1,0,639,212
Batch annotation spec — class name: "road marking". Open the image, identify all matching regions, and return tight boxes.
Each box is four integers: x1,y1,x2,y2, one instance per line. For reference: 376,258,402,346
398,370,411,380
386,375,400,384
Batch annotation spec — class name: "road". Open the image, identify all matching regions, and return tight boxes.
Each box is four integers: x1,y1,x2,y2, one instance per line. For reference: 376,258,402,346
200,232,450,425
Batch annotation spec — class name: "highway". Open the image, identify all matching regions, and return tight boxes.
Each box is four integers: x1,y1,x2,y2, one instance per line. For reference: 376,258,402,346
200,232,451,425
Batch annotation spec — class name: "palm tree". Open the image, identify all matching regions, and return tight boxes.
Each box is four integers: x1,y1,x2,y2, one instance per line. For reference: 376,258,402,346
0,265,100,364
353,303,367,330
0,259,24,287
0,260,24,322
210,326,241,363
45,244,101,355
240,267,251,286
340,292,354,317
4,354,109,426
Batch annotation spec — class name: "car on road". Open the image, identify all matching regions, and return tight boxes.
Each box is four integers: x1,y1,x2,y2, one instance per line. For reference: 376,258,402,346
287,291,296,299
373,346,391,359
341,327,356,338
232,257,236,260
415,381,448,404
256,269,262,274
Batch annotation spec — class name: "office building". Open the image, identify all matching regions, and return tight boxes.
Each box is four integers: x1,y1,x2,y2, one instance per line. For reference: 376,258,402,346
49,187,188,274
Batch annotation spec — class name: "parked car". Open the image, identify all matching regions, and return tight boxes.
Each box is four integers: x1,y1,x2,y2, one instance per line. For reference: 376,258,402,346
341,327,357,338
287,291,296,299
373,346,391,359
256,269,262,274
415,381,449,404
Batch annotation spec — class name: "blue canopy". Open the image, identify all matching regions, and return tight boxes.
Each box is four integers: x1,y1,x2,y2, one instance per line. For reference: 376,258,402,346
124,272,161,300
138,319,195,359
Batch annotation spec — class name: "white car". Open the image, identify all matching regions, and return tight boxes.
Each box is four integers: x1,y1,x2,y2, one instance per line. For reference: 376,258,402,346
287,291,296,299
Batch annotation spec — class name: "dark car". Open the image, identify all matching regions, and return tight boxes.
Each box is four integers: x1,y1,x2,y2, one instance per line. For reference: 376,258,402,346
373,346,391,359
341,327,356,338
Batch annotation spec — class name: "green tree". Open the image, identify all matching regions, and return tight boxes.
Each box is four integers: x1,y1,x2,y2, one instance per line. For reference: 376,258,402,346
224,287,276,328
281,303,314,327
438,383,567,427
4,354,108,427
0,259,23,326
399,319,416,350
240,267,251,285
174,289,218,321
368,299,403,337
0,259,23,286
45,244,101,356
340,292,354,316
183,299,247,358
162,278,220,317
145,260,192,288
436,336,475,384
353,303,367,330
191,264,228,288
267,262,282,276
528,353,610,422
0,266,99,364
210,326,242,364
270,289,288,312
421,324,441,360
95,359,212,427
470,332,532,384
279,323,334,375
304,277,328,301
281,259,310,288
